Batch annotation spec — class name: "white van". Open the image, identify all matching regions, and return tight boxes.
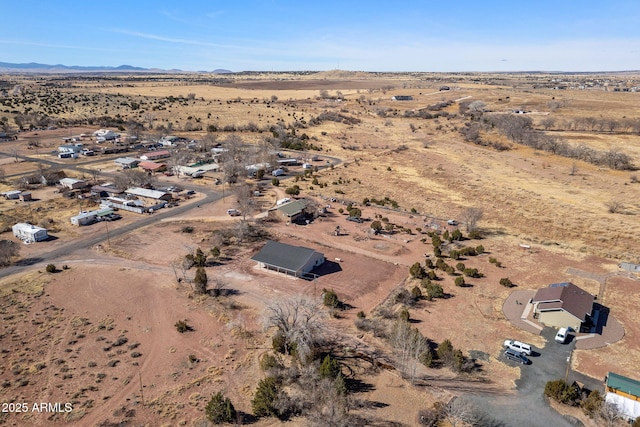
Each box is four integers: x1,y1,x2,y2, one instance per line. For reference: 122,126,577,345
503,339,532,356
555,328,569,344
272,168,285,177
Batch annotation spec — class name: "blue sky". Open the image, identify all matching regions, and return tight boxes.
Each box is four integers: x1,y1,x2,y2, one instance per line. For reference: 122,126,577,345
2,0,639,72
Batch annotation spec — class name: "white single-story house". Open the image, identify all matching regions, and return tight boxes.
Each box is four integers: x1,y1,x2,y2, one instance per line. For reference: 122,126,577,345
70,208,114,226
59,178,86,190
251,240,325,278
605,372,640,421
93,129,120,141
58,144,82,155
531,282,594,331
12,223,48,242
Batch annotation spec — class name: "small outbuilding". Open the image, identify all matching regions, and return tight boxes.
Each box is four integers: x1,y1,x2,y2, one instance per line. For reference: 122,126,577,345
251,240,325,278
12,223,48,242
125,187,172,202
392,95,413,101
2,190,22,200
140,150,170,161
59,178,86,190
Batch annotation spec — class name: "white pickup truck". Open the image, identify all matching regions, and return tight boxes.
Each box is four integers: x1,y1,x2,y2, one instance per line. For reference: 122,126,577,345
503,339,532,356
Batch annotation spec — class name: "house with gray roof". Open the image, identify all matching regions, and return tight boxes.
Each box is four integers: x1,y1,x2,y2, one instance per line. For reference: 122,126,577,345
531,282,594,331
251,240,325,278
268,200,307,223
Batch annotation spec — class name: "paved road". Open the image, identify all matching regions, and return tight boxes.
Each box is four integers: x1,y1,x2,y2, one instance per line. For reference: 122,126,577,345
459,327,601,427
0,189,222,278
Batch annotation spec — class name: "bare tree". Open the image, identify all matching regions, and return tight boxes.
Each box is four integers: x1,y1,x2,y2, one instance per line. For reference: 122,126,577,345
599,401,623,427
569,162,579,176
263,296,325,362
0,240,19,266
460,207,483,232
440,398,478,427
232,182,255,222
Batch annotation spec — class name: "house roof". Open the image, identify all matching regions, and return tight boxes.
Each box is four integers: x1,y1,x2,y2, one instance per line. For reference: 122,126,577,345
532,282,594,322
138,161,166,171
250,240,322,273
60,178,85,185
607,372,640,398
91,185,123,194
140,150,170,159
274,200,306,217
125,187,169,199
114,157,139,165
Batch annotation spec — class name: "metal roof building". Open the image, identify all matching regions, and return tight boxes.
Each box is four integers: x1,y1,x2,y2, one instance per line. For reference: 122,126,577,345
605,372,640,420
250,240,324,278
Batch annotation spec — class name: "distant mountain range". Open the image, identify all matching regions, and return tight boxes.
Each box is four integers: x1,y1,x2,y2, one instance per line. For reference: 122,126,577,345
0,61,233,74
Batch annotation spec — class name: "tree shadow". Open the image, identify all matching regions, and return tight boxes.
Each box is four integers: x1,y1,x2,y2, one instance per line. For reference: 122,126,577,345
345,377,376,393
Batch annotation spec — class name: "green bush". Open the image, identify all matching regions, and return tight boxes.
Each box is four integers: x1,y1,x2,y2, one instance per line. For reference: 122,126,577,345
500,278,515,288
410,262,426,279
322,288,341,309
476,245,484,254
252,377,281,418
423,282,444,300
463,268,482,278
468,230,482,239
398,308,410,322
456,262,466,272
271,178,280,186
45,264,57,273
175,319,191,333
356,310,366,319
259,353,282,372
454,276,465,287
206,392,237,424
544,379,579,405
319,354,342,379
449,250,460,260
411,286,422,300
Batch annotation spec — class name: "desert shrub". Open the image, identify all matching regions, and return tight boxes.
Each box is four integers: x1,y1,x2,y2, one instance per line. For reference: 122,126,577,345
581,390,603,417
319,354,342,379
356,310,366,319
260,353,282,372
456,262,466,272
424,258,434,269
45,264,57,273
322,289,340,309
454,276,465,287
437,339,454,362
271,178,280,186
423,282,444,300
252,377,281,418
449,250,460,260
451,229,463,241
194,267,208,294
463,268,482,278
544,379,579,405
112,336,128,347
410,262,426,279
468,230,482,239
130,352,142,358
433,247,442,258
398,308,410,322
500,278,515,288
419,349,435,368
411,286,422,300
181,226,194,233
206,391,237,424
175,319,191,333
475,245,484,254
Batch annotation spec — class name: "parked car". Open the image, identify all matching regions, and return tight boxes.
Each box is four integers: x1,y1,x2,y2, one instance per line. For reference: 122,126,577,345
447,219,458,226
555,327,569,344
227,209,241,216
504,349,530,365
103,213,122,221
346,216,364,223
276,197,291,206
503,339,532,356
272,168,285,177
